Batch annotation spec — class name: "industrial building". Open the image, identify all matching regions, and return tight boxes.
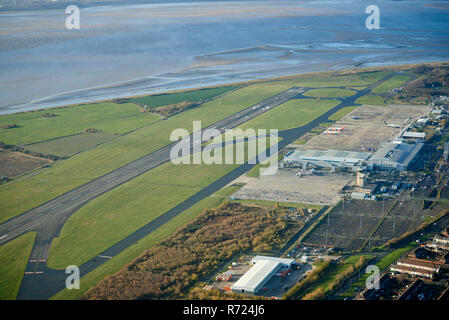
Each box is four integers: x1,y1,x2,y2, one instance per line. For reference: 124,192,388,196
283,141,424,172
231,256,294,295
369,141,424,171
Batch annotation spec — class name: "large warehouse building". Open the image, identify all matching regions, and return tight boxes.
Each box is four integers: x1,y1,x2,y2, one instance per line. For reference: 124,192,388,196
283,141,423,172
231,256,294,295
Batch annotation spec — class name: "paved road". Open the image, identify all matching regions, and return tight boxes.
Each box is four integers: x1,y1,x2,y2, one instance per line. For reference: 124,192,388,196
5,73,395,299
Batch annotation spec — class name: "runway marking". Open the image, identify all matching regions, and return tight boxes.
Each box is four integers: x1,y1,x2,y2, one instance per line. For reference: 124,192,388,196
97,255,113,259
0,235,7,240
8,225,19,231
30,259,38,263
35,271,44,274
39,259,46,262
89,186,99,191
31,213,43,220
51,203,63,210
71,194,81,200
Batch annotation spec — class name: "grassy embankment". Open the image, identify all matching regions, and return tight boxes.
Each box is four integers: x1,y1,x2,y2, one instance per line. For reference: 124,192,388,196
0,232,36,300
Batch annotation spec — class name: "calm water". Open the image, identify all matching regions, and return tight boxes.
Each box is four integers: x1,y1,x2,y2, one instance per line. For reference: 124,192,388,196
0,0,448,114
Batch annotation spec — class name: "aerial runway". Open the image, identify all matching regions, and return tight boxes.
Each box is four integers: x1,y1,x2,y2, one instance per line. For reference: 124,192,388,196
0,73,395,299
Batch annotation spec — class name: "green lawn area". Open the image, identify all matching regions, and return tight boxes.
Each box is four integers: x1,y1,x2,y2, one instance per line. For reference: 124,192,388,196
0,82,295,224
47,158,240,269
0,232,36,300
0,102,159,146
328,106,358,121
24,132,117,157
285,71,391,88
303,88,357,98
129,86,239,107
355,94,386,106
371,74,412,94
341,242,417,298
238,99,340,132
301,255,373,299
50,196,226,300
214,184,245,197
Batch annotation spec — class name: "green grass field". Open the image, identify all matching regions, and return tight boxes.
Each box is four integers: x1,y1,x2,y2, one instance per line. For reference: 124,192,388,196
0,102,159,145
303,88,357,98
24,132,117,157
355,94,386,106
0,232,36,300
371,74,412,94
301,255,373,299
341,242,417,298
129,86,239,107
213,184,245,197
50,196,226,300
284,71,391,88
328,106,358,121
0,82,296,224
238,99,340,132
46,158,242,269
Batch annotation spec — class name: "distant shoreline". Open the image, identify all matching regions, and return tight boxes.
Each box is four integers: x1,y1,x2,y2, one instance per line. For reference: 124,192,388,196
1,60,447,117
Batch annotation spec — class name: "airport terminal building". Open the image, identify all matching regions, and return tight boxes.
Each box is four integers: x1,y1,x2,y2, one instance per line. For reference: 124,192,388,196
283,141,424,172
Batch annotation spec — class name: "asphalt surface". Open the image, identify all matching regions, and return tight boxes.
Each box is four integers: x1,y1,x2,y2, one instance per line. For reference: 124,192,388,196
1,73,395,299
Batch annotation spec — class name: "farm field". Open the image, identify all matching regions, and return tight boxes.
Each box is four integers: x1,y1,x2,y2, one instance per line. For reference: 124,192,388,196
0,102,159,146
24,132,117,158
51,196,227,300
303,88,357,98
0,232,36,300
0,149,51,178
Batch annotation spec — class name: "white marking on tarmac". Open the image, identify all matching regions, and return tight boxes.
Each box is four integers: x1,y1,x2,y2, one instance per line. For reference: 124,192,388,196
0,235,7,240
89,186,99,191
31,213,43,220
97,255,113,259
7,225,19,231
71,194,81,200
51,203,63,210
